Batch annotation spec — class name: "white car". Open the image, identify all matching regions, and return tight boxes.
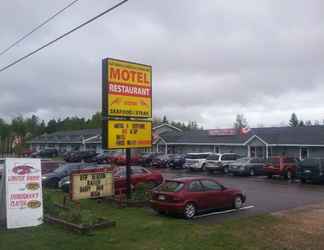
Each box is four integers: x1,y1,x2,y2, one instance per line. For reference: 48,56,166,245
205,153,241,174
184,153,211,171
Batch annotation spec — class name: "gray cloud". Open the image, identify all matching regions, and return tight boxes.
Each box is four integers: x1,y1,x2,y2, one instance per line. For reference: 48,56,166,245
0,0,323,128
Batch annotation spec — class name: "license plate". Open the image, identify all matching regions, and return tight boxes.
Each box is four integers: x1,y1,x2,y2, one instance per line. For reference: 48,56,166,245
158,195,165,201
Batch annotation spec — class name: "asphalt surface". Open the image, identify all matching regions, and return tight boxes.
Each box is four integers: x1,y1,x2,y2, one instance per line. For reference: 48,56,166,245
157,168,324,223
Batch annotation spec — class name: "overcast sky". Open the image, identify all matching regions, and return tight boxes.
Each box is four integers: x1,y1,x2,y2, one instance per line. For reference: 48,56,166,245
0,0,323,129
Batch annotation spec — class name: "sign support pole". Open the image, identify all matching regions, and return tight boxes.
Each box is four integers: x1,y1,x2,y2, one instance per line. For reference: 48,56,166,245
126,148,132,199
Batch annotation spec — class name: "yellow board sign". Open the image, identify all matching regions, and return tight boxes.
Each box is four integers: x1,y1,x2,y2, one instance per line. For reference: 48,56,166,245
107,120,152,149
70,168,114,201
105,58,152,118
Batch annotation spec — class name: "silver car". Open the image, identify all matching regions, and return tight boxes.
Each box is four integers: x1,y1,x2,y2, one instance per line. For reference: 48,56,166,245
205,153,241,174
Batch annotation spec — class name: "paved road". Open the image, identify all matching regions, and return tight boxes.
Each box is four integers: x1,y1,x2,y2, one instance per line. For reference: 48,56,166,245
158,168,324,223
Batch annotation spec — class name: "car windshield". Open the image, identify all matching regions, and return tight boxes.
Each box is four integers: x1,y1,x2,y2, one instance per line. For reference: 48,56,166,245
158,181,184,192
186,154,209,159
53,164,70,173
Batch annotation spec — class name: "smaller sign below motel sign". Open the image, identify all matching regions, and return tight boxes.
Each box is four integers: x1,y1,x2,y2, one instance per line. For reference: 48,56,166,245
70,168,114,201
107,119,152,149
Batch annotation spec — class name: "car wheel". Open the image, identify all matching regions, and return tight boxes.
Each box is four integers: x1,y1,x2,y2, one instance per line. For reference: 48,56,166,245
223,166,229,174
300,178,306,184
201,164,206,171
249,168,255,176
267,174,272,179
233,196,243,209
183,202,196,219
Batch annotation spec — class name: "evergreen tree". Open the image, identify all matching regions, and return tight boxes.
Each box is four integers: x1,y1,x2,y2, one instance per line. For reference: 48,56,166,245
233,114,248,129
289,113,299,127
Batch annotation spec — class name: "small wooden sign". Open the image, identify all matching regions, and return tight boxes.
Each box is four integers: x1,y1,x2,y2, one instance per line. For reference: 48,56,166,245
70,168,114,201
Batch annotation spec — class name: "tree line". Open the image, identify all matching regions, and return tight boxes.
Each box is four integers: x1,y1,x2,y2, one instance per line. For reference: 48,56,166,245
0,113,202,154
0,112,322,154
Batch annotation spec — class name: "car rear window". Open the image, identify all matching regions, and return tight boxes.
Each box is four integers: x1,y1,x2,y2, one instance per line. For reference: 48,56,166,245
158,181,184,192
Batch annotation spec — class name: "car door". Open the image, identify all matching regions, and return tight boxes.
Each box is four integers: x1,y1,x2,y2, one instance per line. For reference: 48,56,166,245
200,179,229,209
186,180,207,211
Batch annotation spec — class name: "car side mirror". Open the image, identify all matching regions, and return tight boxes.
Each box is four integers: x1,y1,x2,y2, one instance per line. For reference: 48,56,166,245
221,185,227,191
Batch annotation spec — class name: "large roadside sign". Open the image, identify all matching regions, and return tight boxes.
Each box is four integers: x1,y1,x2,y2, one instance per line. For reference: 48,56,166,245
106,119,152,149
3,158,43,229
102,58,152,118
102,58,153,150
70,168,114,201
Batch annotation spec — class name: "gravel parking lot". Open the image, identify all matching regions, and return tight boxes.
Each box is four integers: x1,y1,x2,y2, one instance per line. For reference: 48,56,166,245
159,168,324,223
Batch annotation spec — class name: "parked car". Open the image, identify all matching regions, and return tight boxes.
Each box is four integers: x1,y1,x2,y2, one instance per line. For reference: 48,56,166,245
150,177,246,219
42,162,97,188
40,148,58,158
167,154,186,169
41,160,63,174
228,158,266,176
297,158,324,183
94,152,111,164
65,150,98,163
59,165,163,194
184,153,211,171
63,151,77,162
22,149,34,157
205,153,241,174
151,154,171,168
263,156,298,180
141,153,162,167
31,148,58,158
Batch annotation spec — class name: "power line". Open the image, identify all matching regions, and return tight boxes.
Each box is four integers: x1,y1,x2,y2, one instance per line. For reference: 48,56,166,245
0,0,81,57
0,0,129,73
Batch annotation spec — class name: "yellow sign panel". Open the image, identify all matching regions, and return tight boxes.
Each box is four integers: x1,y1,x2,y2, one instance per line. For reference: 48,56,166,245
106,58,152,118
107,120,152,149
71,168,114,201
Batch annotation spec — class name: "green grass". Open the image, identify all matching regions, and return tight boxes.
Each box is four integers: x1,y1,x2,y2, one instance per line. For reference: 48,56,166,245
0,190,281,250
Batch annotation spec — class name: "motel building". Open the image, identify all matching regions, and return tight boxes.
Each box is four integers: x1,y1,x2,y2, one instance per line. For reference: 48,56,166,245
29,124,324,160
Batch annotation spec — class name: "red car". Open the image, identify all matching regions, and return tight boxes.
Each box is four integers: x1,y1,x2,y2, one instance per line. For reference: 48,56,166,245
113,166,163,194
109,152,143,165
150,177,246,219
263,156,298,180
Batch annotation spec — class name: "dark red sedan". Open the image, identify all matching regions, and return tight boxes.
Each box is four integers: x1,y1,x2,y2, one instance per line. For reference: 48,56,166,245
113,166,163,194
150,177,246,219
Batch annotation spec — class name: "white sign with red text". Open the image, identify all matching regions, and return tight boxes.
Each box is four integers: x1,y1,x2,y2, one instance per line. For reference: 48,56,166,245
5,158,43,229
